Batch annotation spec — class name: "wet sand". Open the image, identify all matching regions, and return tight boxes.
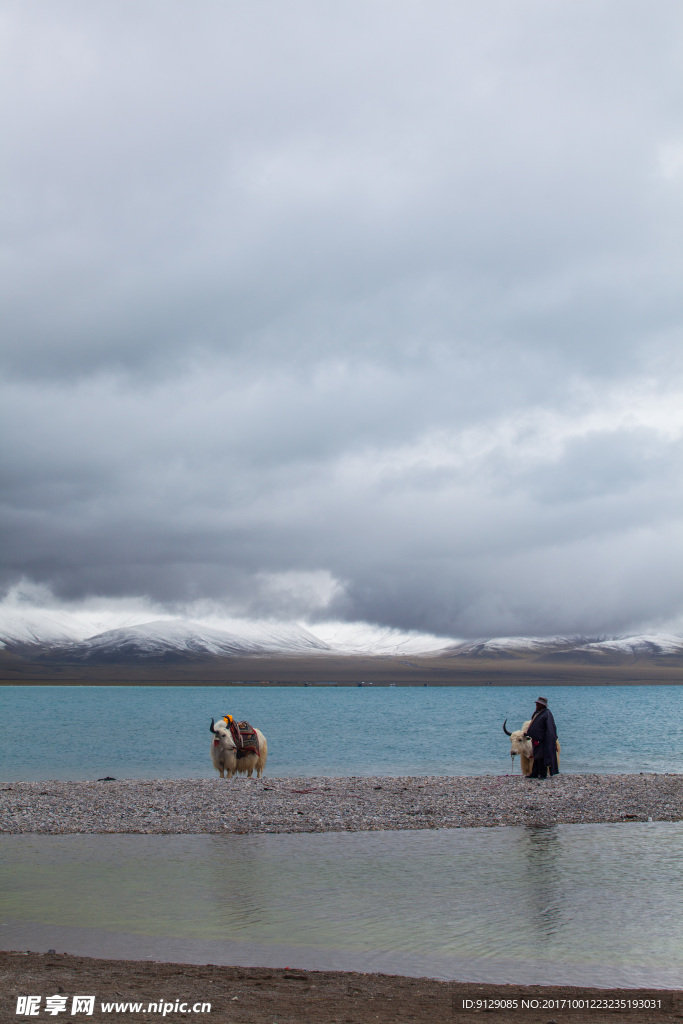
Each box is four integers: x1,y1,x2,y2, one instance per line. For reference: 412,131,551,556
1,953,681,1024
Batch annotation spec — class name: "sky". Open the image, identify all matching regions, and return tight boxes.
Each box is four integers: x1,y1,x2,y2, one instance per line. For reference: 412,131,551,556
2,1,683,640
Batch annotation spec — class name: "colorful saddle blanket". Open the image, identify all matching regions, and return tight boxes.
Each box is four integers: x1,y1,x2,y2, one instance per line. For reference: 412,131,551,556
225,718,260,758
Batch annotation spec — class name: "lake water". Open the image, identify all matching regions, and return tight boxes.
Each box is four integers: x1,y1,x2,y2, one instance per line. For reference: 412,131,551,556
1,823,681,988
1,684,681,780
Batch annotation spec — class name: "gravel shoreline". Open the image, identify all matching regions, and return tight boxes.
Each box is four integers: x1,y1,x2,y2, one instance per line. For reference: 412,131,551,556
1,774,681,834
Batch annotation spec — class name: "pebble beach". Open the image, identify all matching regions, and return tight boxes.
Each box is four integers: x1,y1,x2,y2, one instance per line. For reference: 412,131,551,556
1,773,681,834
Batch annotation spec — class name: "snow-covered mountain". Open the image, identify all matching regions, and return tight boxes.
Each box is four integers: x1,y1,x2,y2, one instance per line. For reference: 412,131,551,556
440,630,683,663
0,617,335,662
70,620,333,660
442,636,584,659
0,606,452,660
1,605,681,664
535,634,683,664
441,633,683,663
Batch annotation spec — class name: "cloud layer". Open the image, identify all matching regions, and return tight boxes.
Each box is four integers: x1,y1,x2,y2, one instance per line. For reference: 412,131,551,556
3,1,683,637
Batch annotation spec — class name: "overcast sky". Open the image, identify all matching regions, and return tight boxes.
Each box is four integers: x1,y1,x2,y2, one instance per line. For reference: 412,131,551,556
2,1,683,639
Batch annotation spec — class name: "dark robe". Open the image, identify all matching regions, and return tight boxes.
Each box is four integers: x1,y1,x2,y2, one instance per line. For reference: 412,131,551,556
526,708,559,776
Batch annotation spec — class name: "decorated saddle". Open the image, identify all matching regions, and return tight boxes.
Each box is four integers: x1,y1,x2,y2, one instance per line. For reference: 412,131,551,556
224,717,260,758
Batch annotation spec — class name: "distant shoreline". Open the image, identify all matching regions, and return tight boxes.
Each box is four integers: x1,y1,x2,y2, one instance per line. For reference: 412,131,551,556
4,646,683,687
3,677,682,686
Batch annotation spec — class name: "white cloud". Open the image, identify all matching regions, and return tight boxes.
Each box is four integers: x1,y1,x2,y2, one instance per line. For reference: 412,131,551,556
657,142,683,180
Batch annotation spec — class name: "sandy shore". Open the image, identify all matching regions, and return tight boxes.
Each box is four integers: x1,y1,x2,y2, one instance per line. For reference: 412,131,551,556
1,953,680,1024
1,773,681,833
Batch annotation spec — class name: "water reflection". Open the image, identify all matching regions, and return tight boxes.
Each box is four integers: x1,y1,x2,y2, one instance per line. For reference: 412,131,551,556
522,826,563,945
1,823,681,987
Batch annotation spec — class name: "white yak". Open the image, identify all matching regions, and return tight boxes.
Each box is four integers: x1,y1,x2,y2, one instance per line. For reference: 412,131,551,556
209,718,268,779
503,719,560,776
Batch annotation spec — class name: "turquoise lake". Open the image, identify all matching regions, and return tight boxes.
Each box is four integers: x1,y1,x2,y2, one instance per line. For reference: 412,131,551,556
1,684,681,780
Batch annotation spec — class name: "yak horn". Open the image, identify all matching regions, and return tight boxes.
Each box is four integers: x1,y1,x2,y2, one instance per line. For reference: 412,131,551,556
209,718,217,734
502,719,512,736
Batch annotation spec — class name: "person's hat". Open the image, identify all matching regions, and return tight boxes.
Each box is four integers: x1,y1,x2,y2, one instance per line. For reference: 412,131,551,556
535,697,548,707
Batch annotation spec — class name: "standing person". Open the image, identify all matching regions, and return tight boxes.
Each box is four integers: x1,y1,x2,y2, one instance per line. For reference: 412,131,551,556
525,697,559,779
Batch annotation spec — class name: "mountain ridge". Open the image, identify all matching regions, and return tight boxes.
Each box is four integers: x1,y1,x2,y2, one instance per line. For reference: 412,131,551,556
1,609,682,667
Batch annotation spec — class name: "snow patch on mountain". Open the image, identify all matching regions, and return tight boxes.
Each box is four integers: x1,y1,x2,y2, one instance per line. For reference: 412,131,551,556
0,608,83,648
0,604,148,649
309,620,451,655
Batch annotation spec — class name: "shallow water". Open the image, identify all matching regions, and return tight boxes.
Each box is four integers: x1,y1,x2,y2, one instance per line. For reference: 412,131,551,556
1,823,681,987
1,684,681,780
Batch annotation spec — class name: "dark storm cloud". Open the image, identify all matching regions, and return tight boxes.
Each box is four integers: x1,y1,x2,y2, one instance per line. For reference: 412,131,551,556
2,1,683,636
